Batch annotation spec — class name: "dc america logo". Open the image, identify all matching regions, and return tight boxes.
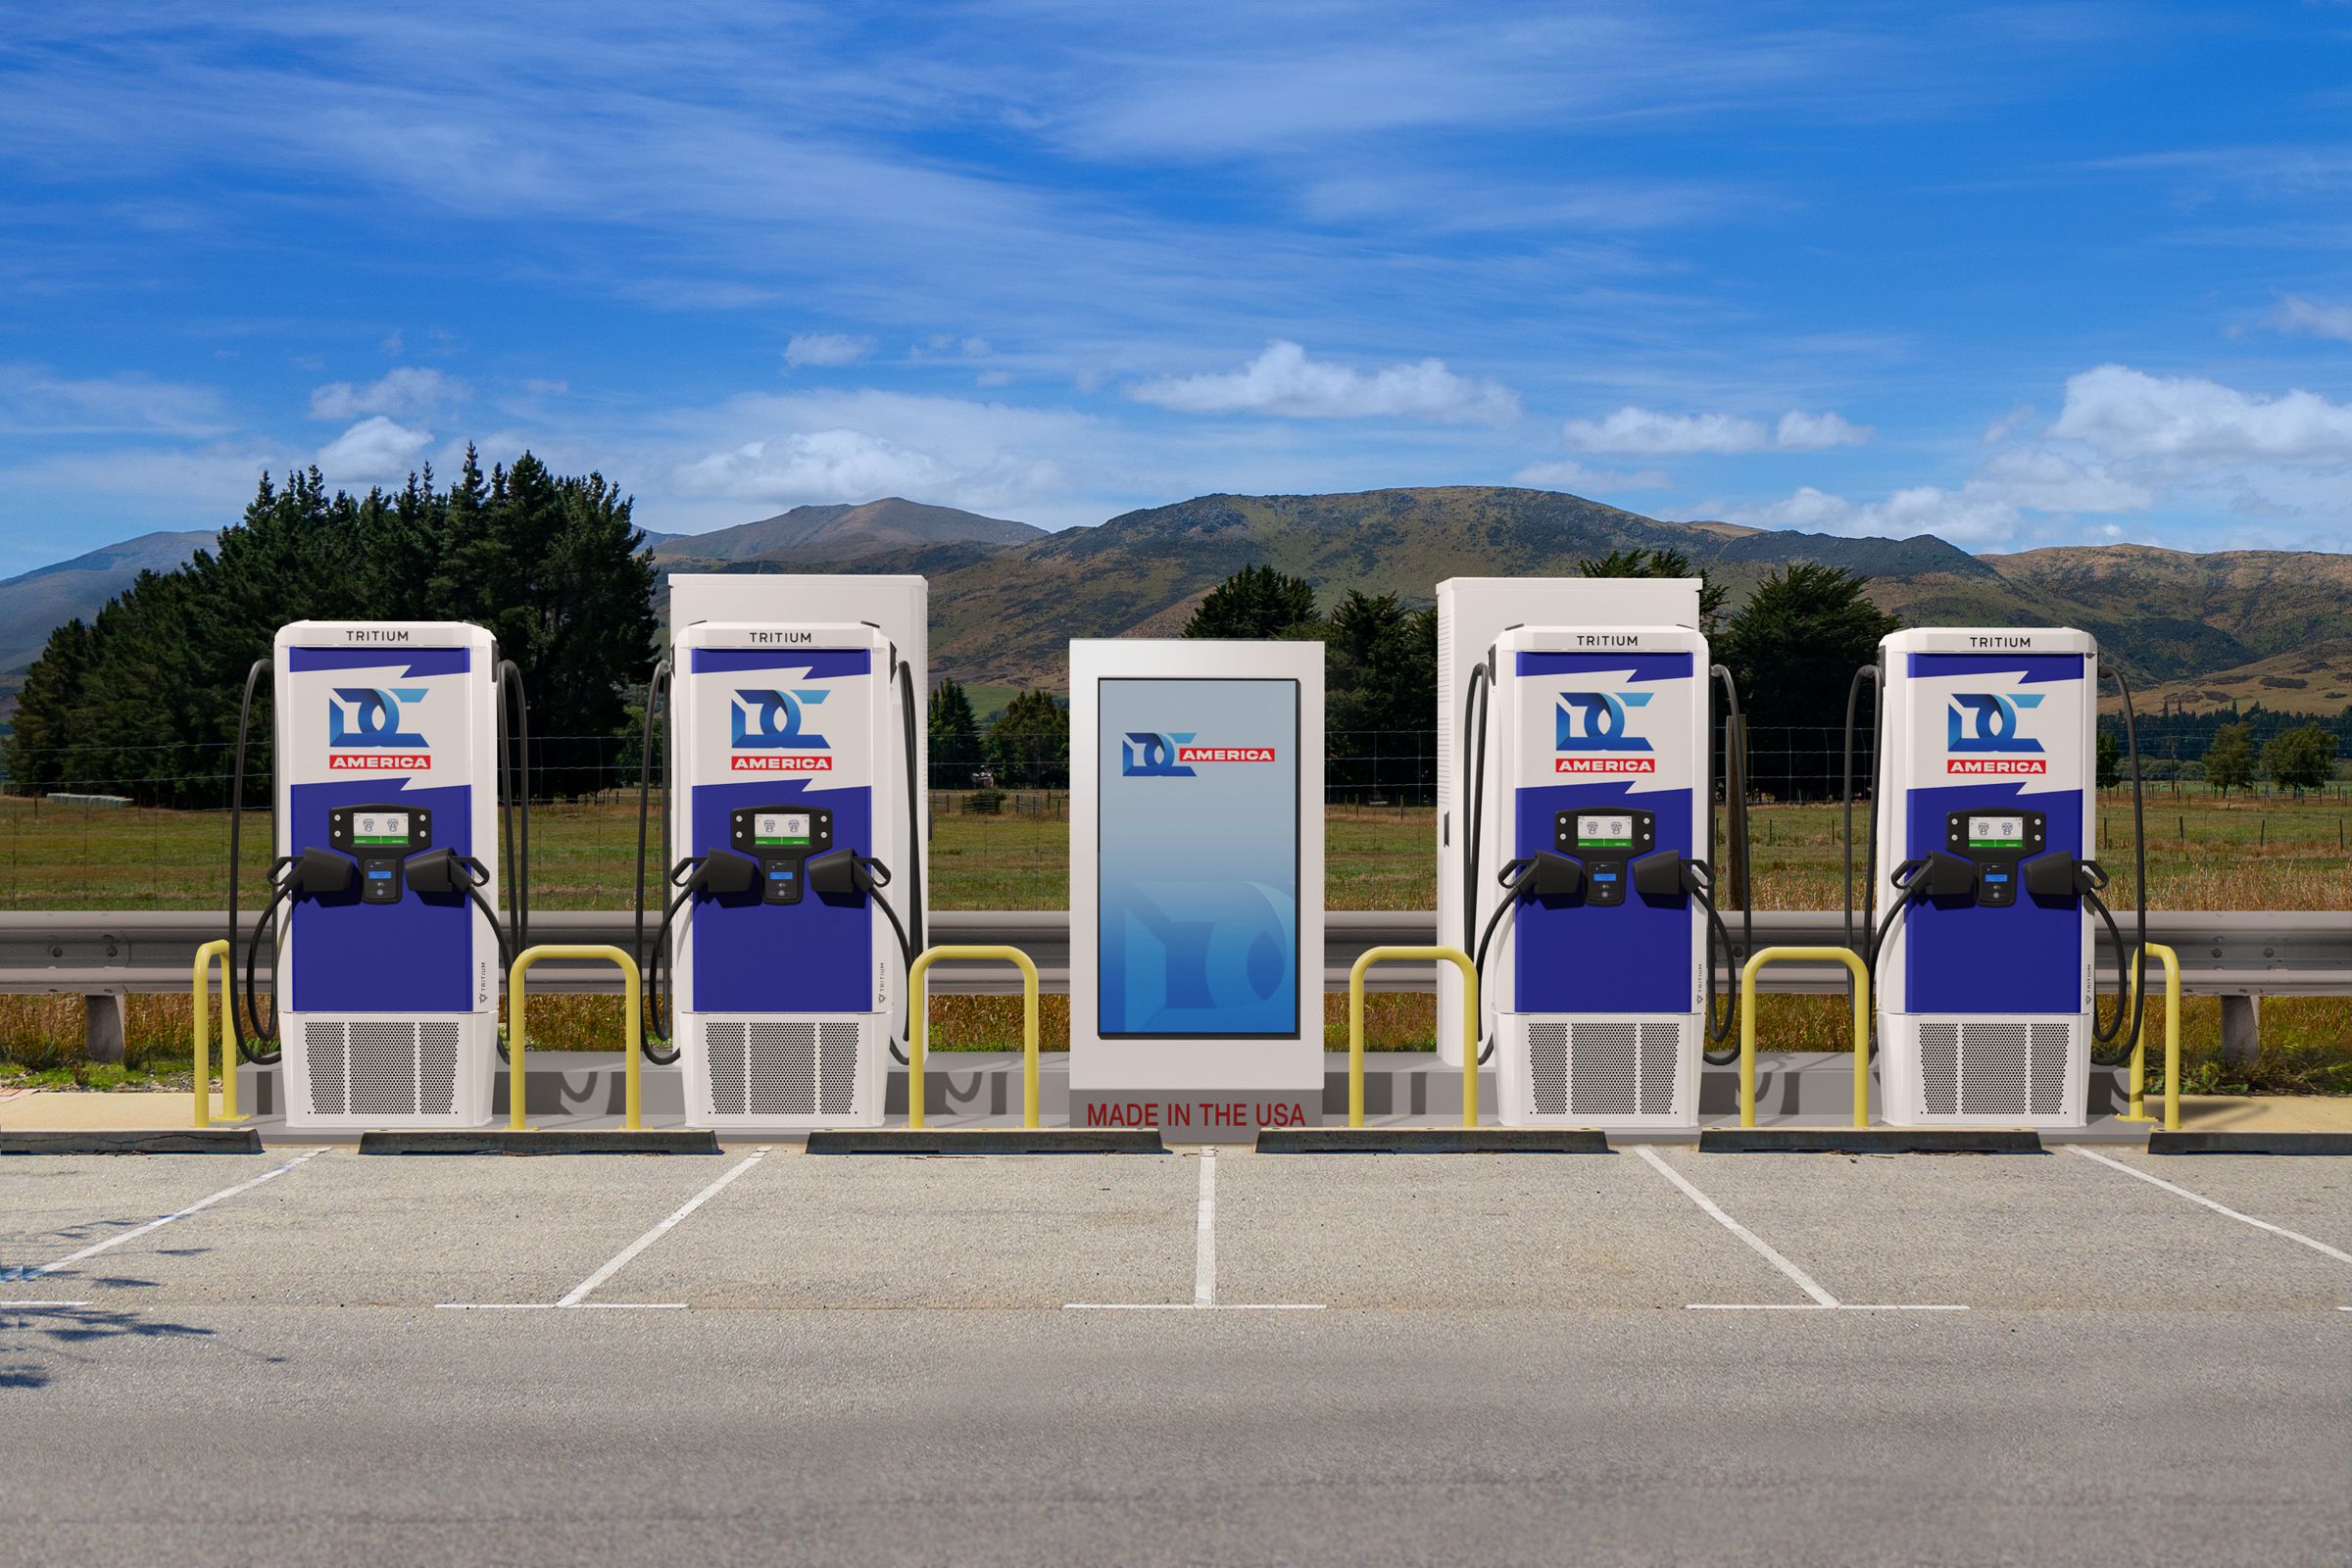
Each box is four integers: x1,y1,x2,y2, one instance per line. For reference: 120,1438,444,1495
326,687,430,771
731,687,833,772
1120,732,1277,777
1553,691,1655,774
1946,692,2047,775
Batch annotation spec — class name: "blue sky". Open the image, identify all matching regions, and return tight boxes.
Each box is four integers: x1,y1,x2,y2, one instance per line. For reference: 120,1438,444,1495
2,2,2348,575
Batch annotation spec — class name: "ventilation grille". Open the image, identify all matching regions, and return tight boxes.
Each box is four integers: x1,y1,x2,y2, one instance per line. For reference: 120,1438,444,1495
707,1018,862,1119
1919,1019,2074,1118
1527,1018,1682,1118
302,1019,459,1118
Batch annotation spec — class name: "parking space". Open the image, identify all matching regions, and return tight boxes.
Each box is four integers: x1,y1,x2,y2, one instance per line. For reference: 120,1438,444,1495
626,1150,1200,1309
0,1152,306,1271
2079,1148,2352,1259
1643,1148,2352,1312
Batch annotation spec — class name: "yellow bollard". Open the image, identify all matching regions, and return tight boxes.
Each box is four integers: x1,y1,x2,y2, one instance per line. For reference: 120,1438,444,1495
905,946,1042,1130
1347,946,1480,1129
2130,944,2183,1134
507,945,643,1131
1739,947,1871,1130
190,940,244,1128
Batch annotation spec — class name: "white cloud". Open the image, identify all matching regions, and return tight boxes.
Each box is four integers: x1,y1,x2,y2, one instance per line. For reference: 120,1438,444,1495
1128,340,1519,424
2267,296,2352,343
309,367,466,421
317,416,433,482
0,363,227,436
664,390,1081,516
2050,364,2352,464
1971,447,2151,513
1511,459,1672,491
1983,403,2034,442
1773,410,1872,450
1562,405,1869,454
783,332,875,368
1732,483,2023,546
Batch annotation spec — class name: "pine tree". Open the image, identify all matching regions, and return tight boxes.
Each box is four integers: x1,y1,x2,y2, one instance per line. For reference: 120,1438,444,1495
1717,564,1901,800
985,689,1069,788
1577,546,1729,628
928,679,984,788
1183,564,1319,640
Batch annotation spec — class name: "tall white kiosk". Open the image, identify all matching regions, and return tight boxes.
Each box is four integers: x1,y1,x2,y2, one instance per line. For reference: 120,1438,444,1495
1068,639,1325,1141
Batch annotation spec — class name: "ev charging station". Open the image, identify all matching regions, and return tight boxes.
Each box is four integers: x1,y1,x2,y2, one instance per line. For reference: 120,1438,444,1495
1068,638,1324,1140
1438,578,1746,1129
649,575,928,1130
1868,627,2119,1127
257,621,508,1129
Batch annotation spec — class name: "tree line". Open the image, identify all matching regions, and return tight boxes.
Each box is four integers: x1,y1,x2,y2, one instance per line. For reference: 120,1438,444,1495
922,552,1911,801
4,450,657,805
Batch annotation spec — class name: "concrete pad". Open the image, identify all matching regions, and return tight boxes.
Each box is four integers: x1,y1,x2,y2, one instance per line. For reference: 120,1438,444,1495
8,1148,775,1308
1212,1150,1808,1308
2080,1146,2352,1257
618,1151,1200,1308
0,1089,223,1131
1648,1145,2352,1311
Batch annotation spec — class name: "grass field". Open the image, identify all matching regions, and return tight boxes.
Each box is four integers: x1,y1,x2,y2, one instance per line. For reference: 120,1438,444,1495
3,790,2346,913
2,790,2344,1081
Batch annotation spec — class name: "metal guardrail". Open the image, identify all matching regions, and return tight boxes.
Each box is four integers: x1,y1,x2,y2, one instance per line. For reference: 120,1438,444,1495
4,908,2340,999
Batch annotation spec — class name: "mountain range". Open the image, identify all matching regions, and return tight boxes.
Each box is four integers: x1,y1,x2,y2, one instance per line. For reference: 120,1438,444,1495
6,488,2348,715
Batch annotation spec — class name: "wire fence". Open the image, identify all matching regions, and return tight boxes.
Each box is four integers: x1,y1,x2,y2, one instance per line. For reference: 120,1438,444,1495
0,729,2344,913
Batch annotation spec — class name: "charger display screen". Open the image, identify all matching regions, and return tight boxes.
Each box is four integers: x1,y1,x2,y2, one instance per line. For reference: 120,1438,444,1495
1575,813,1635,849
754,812,811,847
353,811,411,846
1965,814,2026,849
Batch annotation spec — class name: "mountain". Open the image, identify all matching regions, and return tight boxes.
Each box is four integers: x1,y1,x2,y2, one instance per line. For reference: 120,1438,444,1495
673,486,2350,703
651,498,1043,564
0,529,219,673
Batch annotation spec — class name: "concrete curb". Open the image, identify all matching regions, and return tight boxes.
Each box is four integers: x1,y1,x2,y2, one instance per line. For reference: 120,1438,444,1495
357,1130,723,1155
0,1127,264,1155
806,1129,1166,1154
1698,1127,2043,1154
2148,1130,2352,1155
1256,1127,1611,1153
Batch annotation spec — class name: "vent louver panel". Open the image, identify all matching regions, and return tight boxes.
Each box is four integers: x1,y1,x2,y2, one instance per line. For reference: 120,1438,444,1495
706,1017,861,1119
301,1019,458,1118
1918,1018,2074,1119
1523,1018,1684,1120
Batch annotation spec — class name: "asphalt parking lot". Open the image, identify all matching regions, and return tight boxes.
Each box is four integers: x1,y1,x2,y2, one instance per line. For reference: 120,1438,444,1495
4,1145,2347,1566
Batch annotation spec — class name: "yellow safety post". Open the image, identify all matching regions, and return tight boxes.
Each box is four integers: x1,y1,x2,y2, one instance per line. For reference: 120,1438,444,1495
1348,946,1479,1129
905,945,1041,1130
2121,943,2183,1133
1739,947,1871,1130
190,940,245,1128
508,945,643,1132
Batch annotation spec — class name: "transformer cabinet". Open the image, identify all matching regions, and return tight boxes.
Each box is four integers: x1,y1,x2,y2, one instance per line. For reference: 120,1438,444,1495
1871,627,2101,1127
654,576,927,1130
270,621,505,1129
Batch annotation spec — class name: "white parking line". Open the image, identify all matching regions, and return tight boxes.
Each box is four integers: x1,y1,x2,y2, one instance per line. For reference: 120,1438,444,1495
0,1300,94,1309
1636,1146,1966,1313
1066,1147,1324,1312
1194,1148,1217,1306
437,1146,768,1312
14,1148,324,1281
2070,1146,2352,1265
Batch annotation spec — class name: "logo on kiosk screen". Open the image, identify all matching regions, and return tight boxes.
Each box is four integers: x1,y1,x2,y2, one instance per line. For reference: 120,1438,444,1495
1946,692,2046,775
1553,691,1655,774
1120,731,1278,777
326,686,430,771
730,688,833,771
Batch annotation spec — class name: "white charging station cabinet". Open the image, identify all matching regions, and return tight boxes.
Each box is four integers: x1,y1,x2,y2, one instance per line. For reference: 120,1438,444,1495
1436,578,1701,1069
1873,627,2097,1127
273,620,501,1129
1068,638,1324,1141
663,575,928,1130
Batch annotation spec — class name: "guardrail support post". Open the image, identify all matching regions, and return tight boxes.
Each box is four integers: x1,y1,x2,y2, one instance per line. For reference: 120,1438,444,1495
1739,946,1871,1130
508,945,643,1131
85,989,127,1065
906,945,1041,1130
2218,994,2259,1065
1348,946,1479,1129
